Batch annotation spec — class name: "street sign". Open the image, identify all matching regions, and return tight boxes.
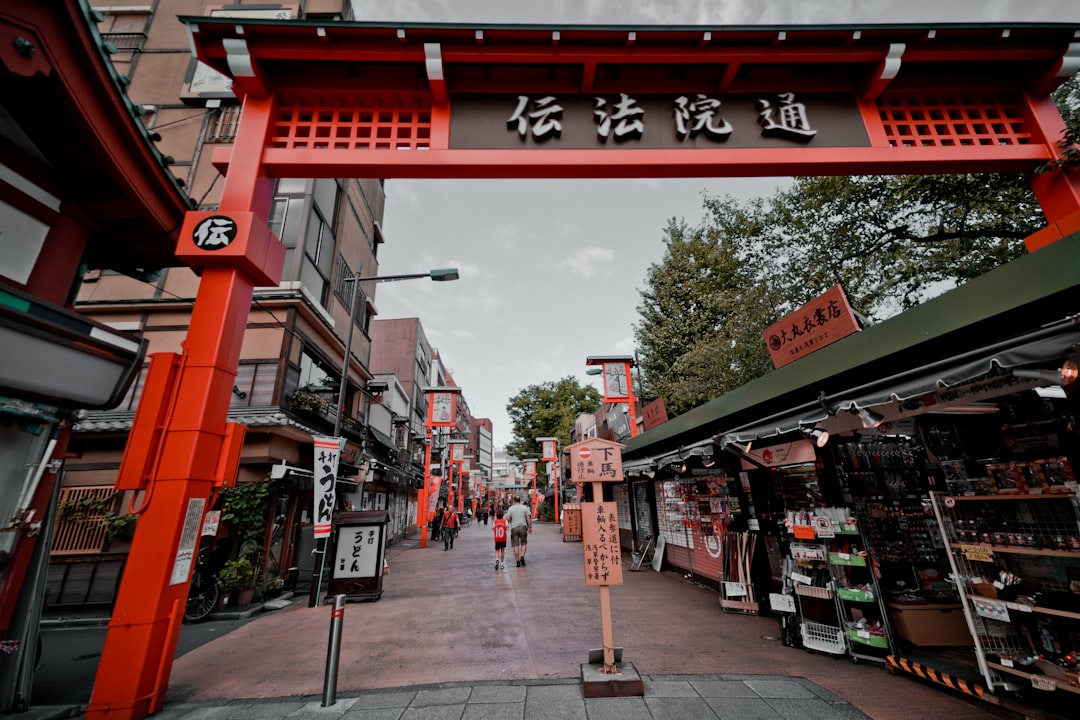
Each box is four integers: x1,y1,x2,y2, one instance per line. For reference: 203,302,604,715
567,438,625,483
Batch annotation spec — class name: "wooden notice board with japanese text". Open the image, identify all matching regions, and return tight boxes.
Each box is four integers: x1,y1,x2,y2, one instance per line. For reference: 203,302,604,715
581,501,623,586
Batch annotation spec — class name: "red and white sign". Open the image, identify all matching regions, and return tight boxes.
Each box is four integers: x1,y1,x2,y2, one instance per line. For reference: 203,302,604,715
578,447,592,461
313,436,343,538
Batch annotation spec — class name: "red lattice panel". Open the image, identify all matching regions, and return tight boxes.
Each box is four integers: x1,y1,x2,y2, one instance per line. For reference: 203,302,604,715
272,104,432,150
877,94,1030,148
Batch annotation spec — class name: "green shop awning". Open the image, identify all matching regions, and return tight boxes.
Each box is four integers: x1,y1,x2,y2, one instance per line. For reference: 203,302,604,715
622,230,1080,464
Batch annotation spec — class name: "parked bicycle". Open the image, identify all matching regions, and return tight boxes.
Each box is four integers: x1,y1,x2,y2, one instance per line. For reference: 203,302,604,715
184,542,223,623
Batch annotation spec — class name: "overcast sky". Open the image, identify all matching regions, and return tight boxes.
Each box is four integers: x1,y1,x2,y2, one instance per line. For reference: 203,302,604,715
351,1,1080,448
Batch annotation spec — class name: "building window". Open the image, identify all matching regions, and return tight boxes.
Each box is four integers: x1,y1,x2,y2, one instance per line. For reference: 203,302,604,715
204,106,242,143
334,257,370,330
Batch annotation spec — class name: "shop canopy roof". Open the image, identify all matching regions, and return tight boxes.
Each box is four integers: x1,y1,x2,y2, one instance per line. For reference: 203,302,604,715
622,231,1080,467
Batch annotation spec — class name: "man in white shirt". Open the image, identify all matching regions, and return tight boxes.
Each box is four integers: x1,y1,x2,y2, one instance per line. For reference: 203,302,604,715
504,496,532,566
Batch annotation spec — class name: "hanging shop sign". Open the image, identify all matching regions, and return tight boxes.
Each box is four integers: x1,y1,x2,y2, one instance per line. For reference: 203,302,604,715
763,284,861,369
641,397,669,431
739,439,817,469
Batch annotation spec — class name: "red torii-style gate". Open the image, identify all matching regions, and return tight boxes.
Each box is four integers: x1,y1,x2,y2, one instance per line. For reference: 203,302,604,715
88,19,1080,719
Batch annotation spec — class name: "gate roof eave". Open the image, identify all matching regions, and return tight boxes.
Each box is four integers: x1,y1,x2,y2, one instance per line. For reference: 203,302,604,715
182,18,1080,101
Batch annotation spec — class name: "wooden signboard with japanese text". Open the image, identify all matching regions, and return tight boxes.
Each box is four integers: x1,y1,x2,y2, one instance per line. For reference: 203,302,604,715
762,284,860,369
581,502,623,586
568,438,625,484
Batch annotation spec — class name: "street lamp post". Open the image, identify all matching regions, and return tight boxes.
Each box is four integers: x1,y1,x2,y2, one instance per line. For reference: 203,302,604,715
586,355,639,439
310,267,458,606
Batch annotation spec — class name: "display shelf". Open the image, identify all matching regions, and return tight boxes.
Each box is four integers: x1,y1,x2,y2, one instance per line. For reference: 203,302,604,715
932,482,1080,695
957,545,1080,559
986,662,1080,695
947,493,1078,502
846,628,890,648
836,587,875,602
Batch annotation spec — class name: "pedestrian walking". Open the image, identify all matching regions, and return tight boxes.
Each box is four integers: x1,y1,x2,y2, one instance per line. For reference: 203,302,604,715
492,509,508,570
442,506,459,550
505,495,532,566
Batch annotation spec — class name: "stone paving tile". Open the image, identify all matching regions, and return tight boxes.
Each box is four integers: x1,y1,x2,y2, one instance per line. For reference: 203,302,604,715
705,696,785,720
643,696,719,719
687,679,759,697
412,687,473,706
400,705,466,720
766,697,866,720
289,698,360,717
743,679,816,698
468,685,527,704
796,679,849,703
523,698,585,720
523,685,582,702
340,707,404,720
348,691,418,709
580,696,653,720
461,701,524,720
642,679,700,697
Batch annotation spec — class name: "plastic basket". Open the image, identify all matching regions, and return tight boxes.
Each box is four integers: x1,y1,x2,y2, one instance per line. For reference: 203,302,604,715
801,622,846,655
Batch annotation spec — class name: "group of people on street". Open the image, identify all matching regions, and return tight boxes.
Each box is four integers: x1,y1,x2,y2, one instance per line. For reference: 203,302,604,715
431,496,534,569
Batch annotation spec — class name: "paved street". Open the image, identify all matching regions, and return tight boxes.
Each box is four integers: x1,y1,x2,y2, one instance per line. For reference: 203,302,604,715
147,521,1008,720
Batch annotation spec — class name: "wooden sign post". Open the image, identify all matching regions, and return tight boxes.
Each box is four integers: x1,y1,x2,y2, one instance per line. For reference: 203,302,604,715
568,438,642,696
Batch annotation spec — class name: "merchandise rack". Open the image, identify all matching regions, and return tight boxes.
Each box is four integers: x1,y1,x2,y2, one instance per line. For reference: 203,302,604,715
931,489,1080,695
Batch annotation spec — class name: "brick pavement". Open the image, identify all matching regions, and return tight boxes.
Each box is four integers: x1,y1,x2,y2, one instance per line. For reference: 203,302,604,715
160,521,1010,719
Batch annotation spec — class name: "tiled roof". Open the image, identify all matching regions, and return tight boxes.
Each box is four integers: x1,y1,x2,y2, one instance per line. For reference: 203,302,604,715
75,406,315,434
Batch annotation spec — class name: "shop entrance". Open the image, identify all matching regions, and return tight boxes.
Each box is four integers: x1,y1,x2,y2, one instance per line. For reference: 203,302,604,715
86,20,1080,720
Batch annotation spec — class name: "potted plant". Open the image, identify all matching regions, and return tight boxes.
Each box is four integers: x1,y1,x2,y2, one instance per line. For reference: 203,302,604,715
217,557,255,606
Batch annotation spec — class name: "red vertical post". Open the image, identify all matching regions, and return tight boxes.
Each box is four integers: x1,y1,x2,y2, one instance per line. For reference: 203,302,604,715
418,424,432,548
86,96,282,720
1021,93,1080,251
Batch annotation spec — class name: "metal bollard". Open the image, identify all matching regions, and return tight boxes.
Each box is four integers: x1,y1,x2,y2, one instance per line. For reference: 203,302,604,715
321,594,346,707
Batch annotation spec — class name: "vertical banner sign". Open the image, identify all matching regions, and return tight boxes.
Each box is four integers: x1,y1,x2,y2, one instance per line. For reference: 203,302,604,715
313,436,343,538
581,501,623,585
333,525,383,578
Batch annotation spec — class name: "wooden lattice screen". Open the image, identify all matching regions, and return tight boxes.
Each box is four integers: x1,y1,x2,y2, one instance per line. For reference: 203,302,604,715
877,93,1030,148
272,103,432,151
51,486,115,554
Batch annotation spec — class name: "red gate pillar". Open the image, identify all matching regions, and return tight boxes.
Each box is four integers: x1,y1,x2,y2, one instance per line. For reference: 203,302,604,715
1022,93,1080,252
86,95,283,720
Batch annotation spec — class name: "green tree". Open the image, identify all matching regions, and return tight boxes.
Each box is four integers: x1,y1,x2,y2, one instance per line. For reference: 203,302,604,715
636,170,1047,416
737,174,1040,320
505,377,601,462
1039,73,1080,174
635,211,777,415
